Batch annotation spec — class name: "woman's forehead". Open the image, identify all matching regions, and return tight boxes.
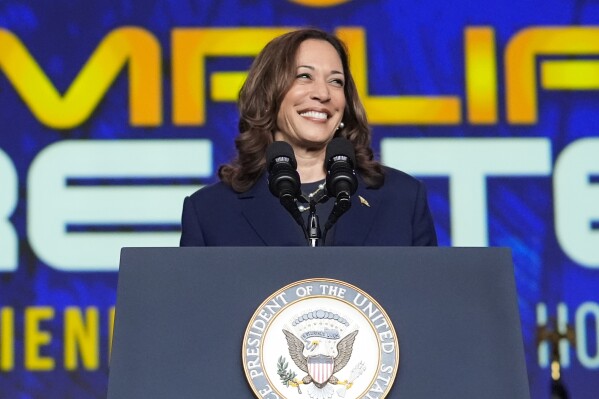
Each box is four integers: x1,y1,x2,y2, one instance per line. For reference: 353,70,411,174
294,39,343,71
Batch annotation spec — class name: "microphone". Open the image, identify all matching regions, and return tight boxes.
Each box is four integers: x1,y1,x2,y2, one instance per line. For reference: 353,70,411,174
323,138,358,234
325,137,358,199
266,141,305,231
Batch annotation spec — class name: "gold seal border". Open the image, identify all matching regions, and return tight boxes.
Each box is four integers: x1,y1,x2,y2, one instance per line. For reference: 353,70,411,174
242,277,400,399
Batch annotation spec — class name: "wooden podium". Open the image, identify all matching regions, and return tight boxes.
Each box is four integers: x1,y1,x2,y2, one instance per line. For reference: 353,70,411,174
107,247,530,399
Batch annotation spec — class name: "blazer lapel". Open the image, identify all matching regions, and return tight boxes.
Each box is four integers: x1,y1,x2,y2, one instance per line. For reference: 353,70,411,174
238,173,380,246
239,175,306,245
332,178,382,245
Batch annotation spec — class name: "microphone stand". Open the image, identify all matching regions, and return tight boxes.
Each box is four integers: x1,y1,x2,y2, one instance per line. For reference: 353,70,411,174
299,182,327,247
307,200,321,247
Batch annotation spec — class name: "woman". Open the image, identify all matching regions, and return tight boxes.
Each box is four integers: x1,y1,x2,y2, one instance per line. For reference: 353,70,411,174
180,28,437,246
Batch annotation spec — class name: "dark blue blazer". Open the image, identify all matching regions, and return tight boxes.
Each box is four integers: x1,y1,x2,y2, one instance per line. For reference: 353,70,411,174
180,167,437,246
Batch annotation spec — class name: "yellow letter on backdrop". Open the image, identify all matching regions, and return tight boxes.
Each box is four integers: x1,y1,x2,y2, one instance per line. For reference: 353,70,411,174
506,27,599,124
0,27,161,129
172,27,293,126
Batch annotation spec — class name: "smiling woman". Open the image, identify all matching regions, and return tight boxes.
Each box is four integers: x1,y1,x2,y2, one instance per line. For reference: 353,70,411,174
274,39,347,183
179,28,437,247
220,28,382,193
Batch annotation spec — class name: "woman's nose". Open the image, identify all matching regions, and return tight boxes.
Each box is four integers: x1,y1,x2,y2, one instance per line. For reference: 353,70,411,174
310,80,331,102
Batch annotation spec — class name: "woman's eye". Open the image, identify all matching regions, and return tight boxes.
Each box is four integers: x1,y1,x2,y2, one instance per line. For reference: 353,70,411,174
297,73,311,79
331,79,345,87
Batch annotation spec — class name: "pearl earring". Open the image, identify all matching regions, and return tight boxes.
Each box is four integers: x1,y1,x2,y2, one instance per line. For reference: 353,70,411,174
337,122,345,130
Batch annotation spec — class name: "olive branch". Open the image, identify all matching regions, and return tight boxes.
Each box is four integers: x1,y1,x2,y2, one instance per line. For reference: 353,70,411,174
277,356,302,393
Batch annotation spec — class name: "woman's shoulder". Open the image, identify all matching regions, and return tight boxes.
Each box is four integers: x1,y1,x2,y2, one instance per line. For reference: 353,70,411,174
187,180,238,204
378,166,424,192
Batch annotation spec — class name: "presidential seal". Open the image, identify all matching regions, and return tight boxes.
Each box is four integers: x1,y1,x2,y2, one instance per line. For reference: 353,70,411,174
242,278,399,399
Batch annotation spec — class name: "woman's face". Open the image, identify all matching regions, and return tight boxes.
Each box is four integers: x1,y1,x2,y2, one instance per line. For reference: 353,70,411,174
274,39,346,151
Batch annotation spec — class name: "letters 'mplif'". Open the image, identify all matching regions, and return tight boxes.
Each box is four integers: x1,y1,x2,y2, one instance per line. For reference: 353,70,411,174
5,25,599,128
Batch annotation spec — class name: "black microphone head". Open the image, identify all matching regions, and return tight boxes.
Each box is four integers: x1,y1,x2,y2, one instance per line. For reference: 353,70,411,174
325,138,358,197
266,141,301,199
267,141,297,171
325,137,356,169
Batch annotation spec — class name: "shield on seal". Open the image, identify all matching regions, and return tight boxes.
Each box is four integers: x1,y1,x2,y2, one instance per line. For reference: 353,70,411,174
307,355,334,384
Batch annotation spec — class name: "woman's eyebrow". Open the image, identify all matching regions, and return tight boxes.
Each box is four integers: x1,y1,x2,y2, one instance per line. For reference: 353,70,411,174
296,65,344,75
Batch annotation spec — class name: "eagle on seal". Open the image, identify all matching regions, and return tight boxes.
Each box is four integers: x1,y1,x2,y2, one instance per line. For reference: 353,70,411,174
282,329,359,389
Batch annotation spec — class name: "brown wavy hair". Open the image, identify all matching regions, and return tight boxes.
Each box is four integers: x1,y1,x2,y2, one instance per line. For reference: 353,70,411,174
218,28,384,192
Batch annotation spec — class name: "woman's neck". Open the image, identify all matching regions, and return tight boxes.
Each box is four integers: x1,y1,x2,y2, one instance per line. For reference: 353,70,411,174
294,147,326,183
